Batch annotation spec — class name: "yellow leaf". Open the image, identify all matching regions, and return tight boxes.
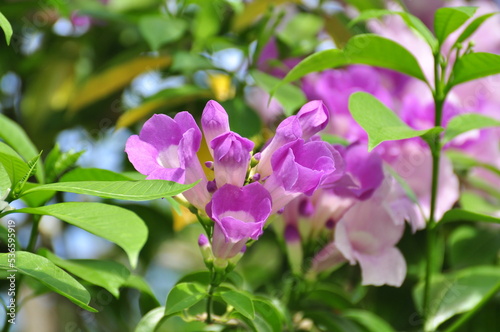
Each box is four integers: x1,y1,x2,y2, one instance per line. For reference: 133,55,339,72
69,56,171,112
232,0,300,31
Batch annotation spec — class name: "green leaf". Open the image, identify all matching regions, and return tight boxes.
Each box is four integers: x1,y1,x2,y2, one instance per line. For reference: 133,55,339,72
0,251,96,312
434,7,478,45
449,52,500,87
251,70,307,116
349,10,437,51
164,283,206,316
277,13,324,55
0,11,12,45
446,149,500,177
44,144,85,183
124,274,160,308
20,180,197,201
138,15,187,51
344,0,384,11
39,249,130,298
440,209,500,224
6,203,147,268
13,152,42,196
134,307,165,332
0,142,30,186
221,290,255,320
60,168,132,181
443,113,500,144
413,266,500,331
344,34,427,81
277,35,427,92
348,92,442,150
343,309,396,332
456,13,498,44
0,163,11,199
0,114,44,183
253,298,283,332
304,310,365,332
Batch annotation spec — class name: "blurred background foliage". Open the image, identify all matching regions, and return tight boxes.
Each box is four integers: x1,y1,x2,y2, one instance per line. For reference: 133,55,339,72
0,0,499,331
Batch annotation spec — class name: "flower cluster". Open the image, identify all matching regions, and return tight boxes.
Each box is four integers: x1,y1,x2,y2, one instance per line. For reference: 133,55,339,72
125,100,344,268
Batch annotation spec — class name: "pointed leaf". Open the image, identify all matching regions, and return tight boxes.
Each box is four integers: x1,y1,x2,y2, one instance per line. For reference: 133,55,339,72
413,266,500,331
253,298,284,332
443,113,500,144
39,249,130,298
0,11,12,44
6,202,147,268
349,92,441,150
456,13,498,44
134,307,165,332
60,168,132,181
221,290,255,320
0,163,11,199
0,142,30,186
0,251,96,312
440,209,500,224
350,10,437,51
449,52,500,87
164,283,206,316
434,6,477,45
343,309,396,332
20,180,197,201
0,114,44,182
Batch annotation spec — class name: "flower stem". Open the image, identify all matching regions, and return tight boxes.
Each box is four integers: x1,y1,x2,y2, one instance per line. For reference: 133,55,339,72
26,215,40,252
206,283,215,324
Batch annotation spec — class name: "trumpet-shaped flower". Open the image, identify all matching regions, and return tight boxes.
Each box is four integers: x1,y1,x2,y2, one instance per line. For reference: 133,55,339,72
206,183,272,259
201,100,230,156
125,112,210,209
211,132,254,187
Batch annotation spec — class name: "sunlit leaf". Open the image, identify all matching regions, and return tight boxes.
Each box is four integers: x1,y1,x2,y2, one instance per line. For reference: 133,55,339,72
343,309,396,332
139,15,187,51
413,266,500,331
221,290,255,320
232,0,300,31
456,13,498,44
164,283,207,316
434,6,477,45
443,113,500,144
448,52,500,87
440,209,500,224
0,142,30,186
39,248,130,298
20,180,197,201
0,251,96,312
5,203,148,268
69,56,171,112
0,163,11,199
134,307,165,332
0,114,44,183
0,11,12,45
348,92,441,150
60,168,132,182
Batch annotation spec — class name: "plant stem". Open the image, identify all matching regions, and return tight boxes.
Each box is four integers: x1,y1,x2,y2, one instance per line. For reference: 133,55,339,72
206,274,216,324
443,281,500,332
423,52,447,325
26,215,40,252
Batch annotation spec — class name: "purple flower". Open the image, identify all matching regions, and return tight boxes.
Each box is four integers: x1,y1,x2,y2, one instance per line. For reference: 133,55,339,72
264,139,343,213
125,112,210,209
296,100,329,140
206,183,272,259
201,100,230,156
211,132,254,187
330,144,384,200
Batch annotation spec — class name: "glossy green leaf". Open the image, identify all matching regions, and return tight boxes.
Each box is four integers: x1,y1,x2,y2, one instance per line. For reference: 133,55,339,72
222,290,255,320
138,15,187,51
449,52,500,87
434,7,477,45
413,266,500,331
0,163,11,199
6,202,147,268
39,249,130,298
60,168,132,181
155,315,207,332
0,11,12,45
277,35,427,92
253,299,283,332
0,251,96,312
0,114,44,183
350,10,437,51
456,13,498,44
443,113,500,144
343,309,396,332
349,92,442,150
251,70,307,116
344,34,426,81
13,152,41,196
446,149,500,177
164,283,206,316
0,142,30,186
134,307,165,332
20,180,197,201
44,144,85,183
19,182,56,207
440,208,500,224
